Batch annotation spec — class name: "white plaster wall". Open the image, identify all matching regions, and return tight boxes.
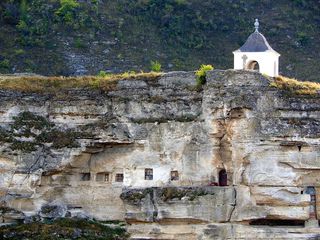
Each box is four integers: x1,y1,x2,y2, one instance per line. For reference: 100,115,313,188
233,51,280,77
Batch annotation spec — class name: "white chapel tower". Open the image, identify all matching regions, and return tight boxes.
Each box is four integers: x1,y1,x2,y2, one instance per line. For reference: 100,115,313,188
233,19,280,77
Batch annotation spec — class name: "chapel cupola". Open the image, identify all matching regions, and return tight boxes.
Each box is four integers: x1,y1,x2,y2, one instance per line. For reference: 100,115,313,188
233,19,280,77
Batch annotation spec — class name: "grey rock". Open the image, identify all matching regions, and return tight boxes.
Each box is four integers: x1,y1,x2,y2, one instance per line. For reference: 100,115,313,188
39,204,67,219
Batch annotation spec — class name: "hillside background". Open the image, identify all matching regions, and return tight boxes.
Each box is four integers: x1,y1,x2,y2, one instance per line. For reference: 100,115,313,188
0,0,319,81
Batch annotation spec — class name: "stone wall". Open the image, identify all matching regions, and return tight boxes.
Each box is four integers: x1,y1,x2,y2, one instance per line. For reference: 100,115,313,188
0,70,319,239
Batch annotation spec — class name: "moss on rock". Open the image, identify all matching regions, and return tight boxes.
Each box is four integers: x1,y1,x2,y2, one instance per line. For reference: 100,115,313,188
0,111,92,152
0,218,129,240
161,187,211,201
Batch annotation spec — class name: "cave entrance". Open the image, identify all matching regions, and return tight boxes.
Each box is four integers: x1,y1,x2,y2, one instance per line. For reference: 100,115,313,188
249,219,305,226
219,169,227,186
80,173,91,181
246,61,259,71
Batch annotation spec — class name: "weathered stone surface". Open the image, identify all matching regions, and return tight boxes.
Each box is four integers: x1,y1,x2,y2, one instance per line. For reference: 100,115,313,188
316,187,320,220
128,223,320,240
251,187,310,206
121,187,236,223
39,204,67,219
0,70,319,238
0,207,25,224
158,71,197,88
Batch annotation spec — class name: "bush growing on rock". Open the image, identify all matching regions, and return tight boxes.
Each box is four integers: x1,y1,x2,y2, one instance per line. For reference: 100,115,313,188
150,60,162,72
98,70,106,77
195,64,214,86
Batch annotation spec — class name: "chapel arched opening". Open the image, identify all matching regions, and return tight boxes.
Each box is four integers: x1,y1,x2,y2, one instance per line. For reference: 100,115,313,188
246,60,259,71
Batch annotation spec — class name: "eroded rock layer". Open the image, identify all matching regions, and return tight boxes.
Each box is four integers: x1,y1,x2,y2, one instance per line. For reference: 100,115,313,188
0,70,319,239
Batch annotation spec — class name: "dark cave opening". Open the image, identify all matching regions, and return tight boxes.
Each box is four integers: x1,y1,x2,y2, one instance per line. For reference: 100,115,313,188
249,219,305,226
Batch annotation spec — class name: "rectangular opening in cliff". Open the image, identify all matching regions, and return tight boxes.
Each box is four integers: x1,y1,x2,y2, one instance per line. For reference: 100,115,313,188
80,173,91,181
145,168,153,180
115,173,124,182
279,141,306,152
219,169,228,186
96,172,110,182
227,108,246,119
249,219,305,226
171,171,179,181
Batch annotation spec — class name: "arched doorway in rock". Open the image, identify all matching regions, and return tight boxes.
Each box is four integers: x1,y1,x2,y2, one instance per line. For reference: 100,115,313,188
219,169,228,186
246,60,259,71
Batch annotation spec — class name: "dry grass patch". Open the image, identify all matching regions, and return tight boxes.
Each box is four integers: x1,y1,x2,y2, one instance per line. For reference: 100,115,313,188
0,72,162,93
270,75,320,95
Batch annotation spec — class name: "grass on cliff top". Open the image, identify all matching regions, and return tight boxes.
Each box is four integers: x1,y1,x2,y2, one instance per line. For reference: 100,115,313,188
271,75,320,95
0,71,162,93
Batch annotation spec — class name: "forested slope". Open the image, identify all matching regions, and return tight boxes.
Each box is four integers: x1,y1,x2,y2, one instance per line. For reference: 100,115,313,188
0,0,319,81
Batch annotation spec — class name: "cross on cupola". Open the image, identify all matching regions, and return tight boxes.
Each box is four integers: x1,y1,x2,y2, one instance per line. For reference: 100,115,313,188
233,19,280,77
254,19,259,32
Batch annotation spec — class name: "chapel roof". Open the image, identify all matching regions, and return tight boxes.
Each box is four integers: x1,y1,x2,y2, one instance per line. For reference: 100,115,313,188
235,19,279,53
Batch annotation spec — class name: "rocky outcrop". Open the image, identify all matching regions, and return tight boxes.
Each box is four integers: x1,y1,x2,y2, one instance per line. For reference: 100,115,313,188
120,187,236,223
0,70,319,239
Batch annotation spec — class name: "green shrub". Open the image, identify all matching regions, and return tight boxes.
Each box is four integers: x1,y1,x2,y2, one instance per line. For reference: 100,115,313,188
55,0,80,24
97,70,107,77
74,38,85,48
297,31,309,46
195,64,214,86
0,59,10,70
175,0,187,5
14,49,26,55
16,19,28,33
19,0,28,20
150,60,162,72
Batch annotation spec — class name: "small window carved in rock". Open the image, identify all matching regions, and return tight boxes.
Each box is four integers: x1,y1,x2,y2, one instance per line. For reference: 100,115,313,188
298,145,302,152
115,173,124,182
171,171,179,181
80,173,91,181
96,172,110,182
229,108,245,119
145,168,153,180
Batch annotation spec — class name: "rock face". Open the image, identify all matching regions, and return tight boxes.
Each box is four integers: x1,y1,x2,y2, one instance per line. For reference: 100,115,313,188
120,187,236,223
0,70,319,239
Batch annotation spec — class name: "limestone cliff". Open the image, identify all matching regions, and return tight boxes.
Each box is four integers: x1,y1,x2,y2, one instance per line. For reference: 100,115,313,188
0,70,319,239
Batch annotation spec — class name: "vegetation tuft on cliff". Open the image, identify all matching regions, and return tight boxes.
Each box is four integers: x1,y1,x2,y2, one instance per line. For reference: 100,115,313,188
0,72,162,93
0,218,129,240
271,75,320,95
